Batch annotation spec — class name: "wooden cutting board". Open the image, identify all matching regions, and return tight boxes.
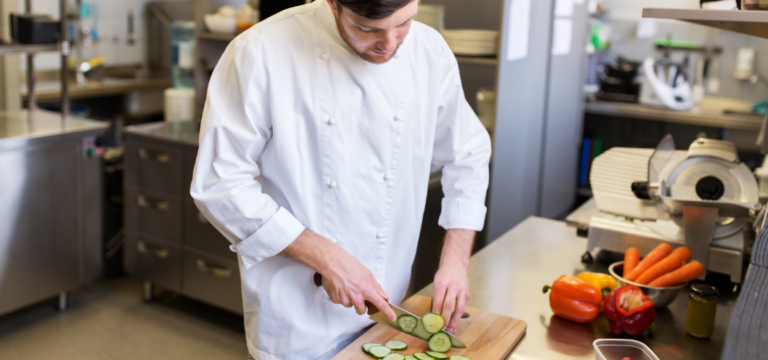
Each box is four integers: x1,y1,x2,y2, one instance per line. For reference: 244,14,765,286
332,295,527,360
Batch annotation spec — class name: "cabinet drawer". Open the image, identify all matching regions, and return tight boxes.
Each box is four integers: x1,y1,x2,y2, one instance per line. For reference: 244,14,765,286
124,139,182,194
184,149,197,202
124,234,181,292
125,186,181,243
183,250,242,314
184,201,236,259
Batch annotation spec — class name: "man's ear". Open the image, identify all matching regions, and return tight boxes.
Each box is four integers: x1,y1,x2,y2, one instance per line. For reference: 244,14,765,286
326,0,338,15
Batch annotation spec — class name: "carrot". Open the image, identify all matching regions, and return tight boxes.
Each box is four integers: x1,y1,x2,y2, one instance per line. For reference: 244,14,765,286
635,252,685,285
624,243,673,282
648,261,706,287
623,248,640,277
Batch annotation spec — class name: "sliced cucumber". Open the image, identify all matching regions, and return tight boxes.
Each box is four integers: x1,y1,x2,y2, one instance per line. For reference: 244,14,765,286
449,356,470,360
421,313,446,334
428,332,452,353
363,343,383,353
413,354,432,360
405,356,417,360
383,354,405,360
398,314,418,333
384,340,408,351
426,351,449,359
368,346,392,358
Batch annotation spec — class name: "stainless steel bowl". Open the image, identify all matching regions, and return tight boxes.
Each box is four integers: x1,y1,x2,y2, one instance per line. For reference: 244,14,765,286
608,261,686,308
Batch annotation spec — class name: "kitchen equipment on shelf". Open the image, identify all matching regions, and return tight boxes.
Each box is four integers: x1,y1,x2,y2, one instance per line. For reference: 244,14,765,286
332,295,526,360
415,4,445,31
9,13,59,44
164,88,195,122
607,262,686,308
171,21,195,88
596,57,642,103
593,339,660,360
203,13,236,34
441,29,498,57
639,57,694,110
586,135,761,284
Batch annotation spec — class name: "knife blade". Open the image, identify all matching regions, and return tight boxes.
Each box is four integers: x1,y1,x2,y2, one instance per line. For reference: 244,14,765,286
369,302,467,348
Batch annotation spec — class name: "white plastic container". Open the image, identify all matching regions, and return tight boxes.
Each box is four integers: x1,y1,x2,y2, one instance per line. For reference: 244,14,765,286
593,339,660,360
164,88,195,122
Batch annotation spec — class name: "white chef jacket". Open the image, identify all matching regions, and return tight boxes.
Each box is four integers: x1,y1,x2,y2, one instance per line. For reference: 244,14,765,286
190,1,491,359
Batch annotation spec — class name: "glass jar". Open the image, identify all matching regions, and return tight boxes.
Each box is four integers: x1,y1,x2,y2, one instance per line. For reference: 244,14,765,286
686,284,718,338
744,0,768,11
171,21,196,89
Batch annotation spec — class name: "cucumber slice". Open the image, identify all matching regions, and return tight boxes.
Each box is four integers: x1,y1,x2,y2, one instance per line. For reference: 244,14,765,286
405,356,417,360
426,351,449,359
421,313,446,334
363,343,382,353
398,314,418,333
383,354,405,360
384,340,408,351
368,346,392,358
428,332,452,353
413,354,432,360
449,356,470,360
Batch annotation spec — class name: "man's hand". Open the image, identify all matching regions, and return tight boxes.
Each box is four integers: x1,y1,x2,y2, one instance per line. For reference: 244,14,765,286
280,230,396,321
432,229,474,333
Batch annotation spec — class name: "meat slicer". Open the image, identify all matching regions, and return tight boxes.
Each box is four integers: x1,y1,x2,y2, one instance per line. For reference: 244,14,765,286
586,135,763,283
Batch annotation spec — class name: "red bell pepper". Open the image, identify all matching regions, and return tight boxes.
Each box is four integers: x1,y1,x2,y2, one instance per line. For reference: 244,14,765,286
603,285,656,336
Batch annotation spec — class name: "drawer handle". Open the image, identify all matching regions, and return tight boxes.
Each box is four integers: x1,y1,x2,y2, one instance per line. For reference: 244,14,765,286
137,148,169,163
137,241,169,259
197,211,209,224
196,259,232,278
137,195,169,211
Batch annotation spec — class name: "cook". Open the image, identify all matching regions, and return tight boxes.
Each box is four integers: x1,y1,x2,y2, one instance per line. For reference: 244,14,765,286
190,0,491,359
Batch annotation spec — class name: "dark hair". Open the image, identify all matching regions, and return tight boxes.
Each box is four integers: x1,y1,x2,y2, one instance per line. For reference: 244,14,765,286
335,0,415,20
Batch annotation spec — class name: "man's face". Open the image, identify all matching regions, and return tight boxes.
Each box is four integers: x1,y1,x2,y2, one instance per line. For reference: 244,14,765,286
327,0,418,64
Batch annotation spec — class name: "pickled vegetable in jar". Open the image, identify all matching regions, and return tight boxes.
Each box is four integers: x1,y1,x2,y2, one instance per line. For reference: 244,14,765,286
686,284,718,338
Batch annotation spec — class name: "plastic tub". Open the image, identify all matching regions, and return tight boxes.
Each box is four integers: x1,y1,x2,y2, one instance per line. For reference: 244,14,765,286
593,339,659,360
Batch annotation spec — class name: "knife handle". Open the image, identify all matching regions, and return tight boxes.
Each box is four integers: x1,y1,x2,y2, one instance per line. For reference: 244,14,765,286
313,272,380,315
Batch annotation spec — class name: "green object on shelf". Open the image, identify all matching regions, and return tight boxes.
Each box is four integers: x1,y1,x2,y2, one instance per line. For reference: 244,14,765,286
655,39,701,49
753,100,767,116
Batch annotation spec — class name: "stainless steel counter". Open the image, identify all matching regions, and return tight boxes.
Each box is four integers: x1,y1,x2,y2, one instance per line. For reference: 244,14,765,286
124,120,200,147
0,109,108,150
415,216,738,360
21,77,173,102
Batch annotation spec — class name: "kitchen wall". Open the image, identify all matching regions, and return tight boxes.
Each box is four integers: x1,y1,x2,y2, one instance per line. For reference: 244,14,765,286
17,0,190,71
599,0,768,102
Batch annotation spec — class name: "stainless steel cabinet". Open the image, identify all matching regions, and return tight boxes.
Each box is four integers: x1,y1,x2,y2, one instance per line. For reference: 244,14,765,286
123,122,242,314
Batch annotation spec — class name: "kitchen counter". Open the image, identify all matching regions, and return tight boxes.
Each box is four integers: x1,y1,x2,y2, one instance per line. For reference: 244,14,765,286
0,109,108,150
21,77,173,102
415,216,738,360
585,99,764,131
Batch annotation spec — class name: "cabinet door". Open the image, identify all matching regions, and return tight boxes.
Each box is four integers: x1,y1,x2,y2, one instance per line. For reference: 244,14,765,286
183,250,243,314
125,185,182,243
124,139,183,194
124,234,181,292
184,201,236,259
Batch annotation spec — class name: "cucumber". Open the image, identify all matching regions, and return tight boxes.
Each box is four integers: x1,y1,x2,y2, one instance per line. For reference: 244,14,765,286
449,356,470,360
383,354,405,360
413,354,432,360
405,356,417,360
421,313,445,334
384,340,408,351
398,314,418,333
428,332,452,353
426,351,449,359
368,346,392,358
363,343,382,353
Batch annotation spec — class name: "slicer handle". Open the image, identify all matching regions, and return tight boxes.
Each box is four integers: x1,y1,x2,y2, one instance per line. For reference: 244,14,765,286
313,272,379,315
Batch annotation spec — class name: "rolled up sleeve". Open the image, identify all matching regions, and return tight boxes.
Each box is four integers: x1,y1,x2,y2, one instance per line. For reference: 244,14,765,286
191,33,305,269
432,53,492,232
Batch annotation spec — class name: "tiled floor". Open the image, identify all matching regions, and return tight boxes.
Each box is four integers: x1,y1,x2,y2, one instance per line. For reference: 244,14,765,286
0,278,248,360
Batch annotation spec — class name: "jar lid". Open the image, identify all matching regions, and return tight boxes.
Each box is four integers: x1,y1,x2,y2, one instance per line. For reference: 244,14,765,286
691,284,719,297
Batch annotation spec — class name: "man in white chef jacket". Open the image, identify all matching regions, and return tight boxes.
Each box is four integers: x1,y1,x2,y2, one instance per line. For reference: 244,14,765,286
191,0,491,358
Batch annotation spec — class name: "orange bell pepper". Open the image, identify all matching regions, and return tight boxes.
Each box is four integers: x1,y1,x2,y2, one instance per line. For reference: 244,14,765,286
543,275,602,323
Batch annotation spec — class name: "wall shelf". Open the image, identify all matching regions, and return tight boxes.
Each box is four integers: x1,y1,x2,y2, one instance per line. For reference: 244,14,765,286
455,55,499,66
642,8,768,40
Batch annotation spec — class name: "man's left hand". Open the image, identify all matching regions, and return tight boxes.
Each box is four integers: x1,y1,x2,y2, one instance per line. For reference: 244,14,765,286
431,228,475,334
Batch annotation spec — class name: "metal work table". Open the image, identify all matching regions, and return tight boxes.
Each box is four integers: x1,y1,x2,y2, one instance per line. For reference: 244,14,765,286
416,216,738,360
21,77,173,102
585,100,764,131
0,109,108,150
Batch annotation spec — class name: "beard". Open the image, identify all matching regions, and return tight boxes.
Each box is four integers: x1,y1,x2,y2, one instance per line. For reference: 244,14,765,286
334,17,401,65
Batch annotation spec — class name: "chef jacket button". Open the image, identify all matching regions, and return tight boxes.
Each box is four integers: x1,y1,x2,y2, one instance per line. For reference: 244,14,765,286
329,180,337,188
394,115,403,122
321,52,329,61
376,232,385,239
327,117,336,126
383,173,392,181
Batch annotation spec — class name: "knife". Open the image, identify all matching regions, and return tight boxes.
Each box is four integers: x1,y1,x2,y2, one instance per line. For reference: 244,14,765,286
313,273,466,348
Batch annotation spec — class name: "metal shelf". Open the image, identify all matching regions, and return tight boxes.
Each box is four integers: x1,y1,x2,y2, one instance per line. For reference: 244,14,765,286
0,43,58,56
455,55,499,66
642,8,768,39
196,31,236,42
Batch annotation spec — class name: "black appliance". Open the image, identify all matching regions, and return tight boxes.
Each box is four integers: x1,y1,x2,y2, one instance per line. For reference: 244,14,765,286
9,13,59,44
596,57,642,103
